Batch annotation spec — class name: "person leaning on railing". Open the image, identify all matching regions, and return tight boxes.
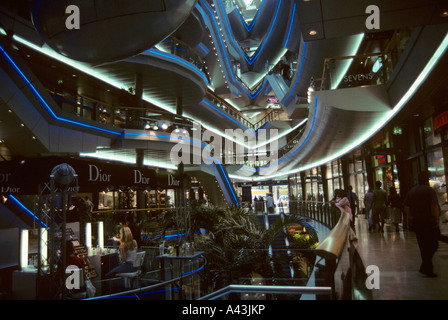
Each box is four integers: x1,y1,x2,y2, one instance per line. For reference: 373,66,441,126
332,189,358,241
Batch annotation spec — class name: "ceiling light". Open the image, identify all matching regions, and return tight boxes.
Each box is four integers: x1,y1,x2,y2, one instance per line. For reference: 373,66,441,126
144,121,150,130
153,122,159,130
161,122,168,130
442,11,448,17
309,30,317,36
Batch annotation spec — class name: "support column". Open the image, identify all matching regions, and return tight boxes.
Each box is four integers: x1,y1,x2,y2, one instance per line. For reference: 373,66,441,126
129,73,144,129
176,95,183,116
363,148,375,191
321,165,329,202
136,149,145,216
341,156,349,190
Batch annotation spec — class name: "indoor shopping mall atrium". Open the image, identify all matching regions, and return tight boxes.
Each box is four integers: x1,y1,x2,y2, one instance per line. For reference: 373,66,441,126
0,0,448,304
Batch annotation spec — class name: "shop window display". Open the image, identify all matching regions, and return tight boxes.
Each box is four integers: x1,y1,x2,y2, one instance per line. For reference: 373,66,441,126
428,148,447,220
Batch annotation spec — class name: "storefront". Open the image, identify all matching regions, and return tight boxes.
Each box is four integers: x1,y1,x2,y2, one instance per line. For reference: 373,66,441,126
236,180,289,211
0,156,185,213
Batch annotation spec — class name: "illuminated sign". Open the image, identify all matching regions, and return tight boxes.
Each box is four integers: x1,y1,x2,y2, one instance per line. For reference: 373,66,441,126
433,110,448,132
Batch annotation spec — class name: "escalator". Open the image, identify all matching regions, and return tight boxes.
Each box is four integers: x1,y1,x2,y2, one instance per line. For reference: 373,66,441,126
0,194,46,229
187,162,239,207
266,73,289,101
196,0,296,101
267,214,292,282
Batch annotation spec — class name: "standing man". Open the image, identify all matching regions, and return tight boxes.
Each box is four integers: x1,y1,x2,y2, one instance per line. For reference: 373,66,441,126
404,171,440,277
364,188,374,232
372,181,387,233
347,185,359,231
266,193,275,214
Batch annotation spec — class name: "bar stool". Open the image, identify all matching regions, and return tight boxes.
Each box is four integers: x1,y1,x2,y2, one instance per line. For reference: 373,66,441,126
116,251,146,289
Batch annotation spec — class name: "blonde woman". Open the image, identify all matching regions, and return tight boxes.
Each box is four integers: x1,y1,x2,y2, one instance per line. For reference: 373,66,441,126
105,227,138,278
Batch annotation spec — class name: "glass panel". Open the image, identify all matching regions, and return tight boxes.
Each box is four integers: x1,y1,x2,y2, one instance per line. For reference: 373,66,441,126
427,148,447,220
333,160,341,177
231,0,264,25
424,117,442,146
356,173,366,201
375,168,383,186
348,161,355,173
327,180,334,201
334,178,340,192
324,53,395,90
326,162,333,179
355,158,363,172
99,191,114,210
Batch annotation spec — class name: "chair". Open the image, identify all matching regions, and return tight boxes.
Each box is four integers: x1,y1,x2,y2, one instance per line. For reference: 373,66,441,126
116,251,146,289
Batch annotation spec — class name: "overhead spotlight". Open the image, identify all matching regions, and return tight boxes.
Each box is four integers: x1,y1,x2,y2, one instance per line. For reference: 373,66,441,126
153,121,159,130
182,126,188,134
174,125,180,133
309,30,317,36
161,122,168,130
145,121,150,130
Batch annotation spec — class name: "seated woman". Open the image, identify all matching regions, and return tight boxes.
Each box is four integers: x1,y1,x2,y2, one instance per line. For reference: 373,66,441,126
105,226,138,278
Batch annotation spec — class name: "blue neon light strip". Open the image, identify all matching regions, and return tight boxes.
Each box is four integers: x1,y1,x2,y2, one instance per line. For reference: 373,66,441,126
125,130,237,206
216,162,239,205
202,99,248,130
217,0,282,66
249,0,282,64
198,43,209,55
8,194,48,228
145,48,209,86
255,122,270,133
0,44,121,136
255,96,318,173
181,266,205,277
277,96,318,164
197,1,266,99
283,42,307,105
234,0,266,32
284,2,297,48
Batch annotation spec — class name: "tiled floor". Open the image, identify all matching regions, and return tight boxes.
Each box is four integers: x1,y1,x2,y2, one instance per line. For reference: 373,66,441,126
354,215,448,300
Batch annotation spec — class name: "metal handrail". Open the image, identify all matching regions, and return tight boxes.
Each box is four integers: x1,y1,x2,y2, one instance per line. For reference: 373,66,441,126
198,284,332,300
85,255,206,300
314,208,350,260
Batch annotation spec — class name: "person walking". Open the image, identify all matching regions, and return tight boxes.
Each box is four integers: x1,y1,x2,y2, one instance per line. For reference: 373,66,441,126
364,188,374,232
404,171,440,277
387,186,402,232
266,193,275,214
372,181,387,232
347,185,359,231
